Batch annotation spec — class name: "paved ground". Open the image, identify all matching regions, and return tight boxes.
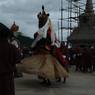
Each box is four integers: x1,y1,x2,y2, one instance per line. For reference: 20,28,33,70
15,66,95,95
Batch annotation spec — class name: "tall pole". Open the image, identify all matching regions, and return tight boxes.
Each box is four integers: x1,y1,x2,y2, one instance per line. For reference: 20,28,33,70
69,0,72,35
68,0,70,36
61,0,63,41
58,20,60,40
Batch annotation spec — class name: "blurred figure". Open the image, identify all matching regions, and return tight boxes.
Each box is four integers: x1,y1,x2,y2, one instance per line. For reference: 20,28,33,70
9,37,23,78
0,23,20,95
9,22,23,78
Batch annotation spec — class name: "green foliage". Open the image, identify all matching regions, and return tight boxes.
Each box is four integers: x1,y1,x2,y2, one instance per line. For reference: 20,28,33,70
17,35,34,47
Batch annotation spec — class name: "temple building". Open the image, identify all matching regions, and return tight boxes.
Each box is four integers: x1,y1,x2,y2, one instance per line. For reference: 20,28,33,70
67,0,95,48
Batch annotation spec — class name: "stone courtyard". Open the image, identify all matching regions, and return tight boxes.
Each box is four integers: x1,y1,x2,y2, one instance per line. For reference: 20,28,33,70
15,66,95,95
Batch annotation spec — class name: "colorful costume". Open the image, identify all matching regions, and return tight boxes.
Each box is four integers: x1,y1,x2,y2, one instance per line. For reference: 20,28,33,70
17,6,69,83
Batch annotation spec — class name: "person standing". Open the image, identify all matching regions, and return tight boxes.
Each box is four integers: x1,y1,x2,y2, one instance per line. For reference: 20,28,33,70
0,23,19,95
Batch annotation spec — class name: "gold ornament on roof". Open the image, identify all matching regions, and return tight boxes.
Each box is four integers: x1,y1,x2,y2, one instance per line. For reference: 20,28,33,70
10,21,19,32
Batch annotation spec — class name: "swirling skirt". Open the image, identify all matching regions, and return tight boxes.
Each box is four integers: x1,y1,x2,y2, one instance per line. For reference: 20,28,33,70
17,54,69,80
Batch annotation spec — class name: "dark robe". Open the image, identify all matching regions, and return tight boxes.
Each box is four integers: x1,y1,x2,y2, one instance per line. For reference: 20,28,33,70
0,39,19,95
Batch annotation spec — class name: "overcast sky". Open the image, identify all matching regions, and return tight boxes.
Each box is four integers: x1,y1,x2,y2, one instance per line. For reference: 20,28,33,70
0,0,95,40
